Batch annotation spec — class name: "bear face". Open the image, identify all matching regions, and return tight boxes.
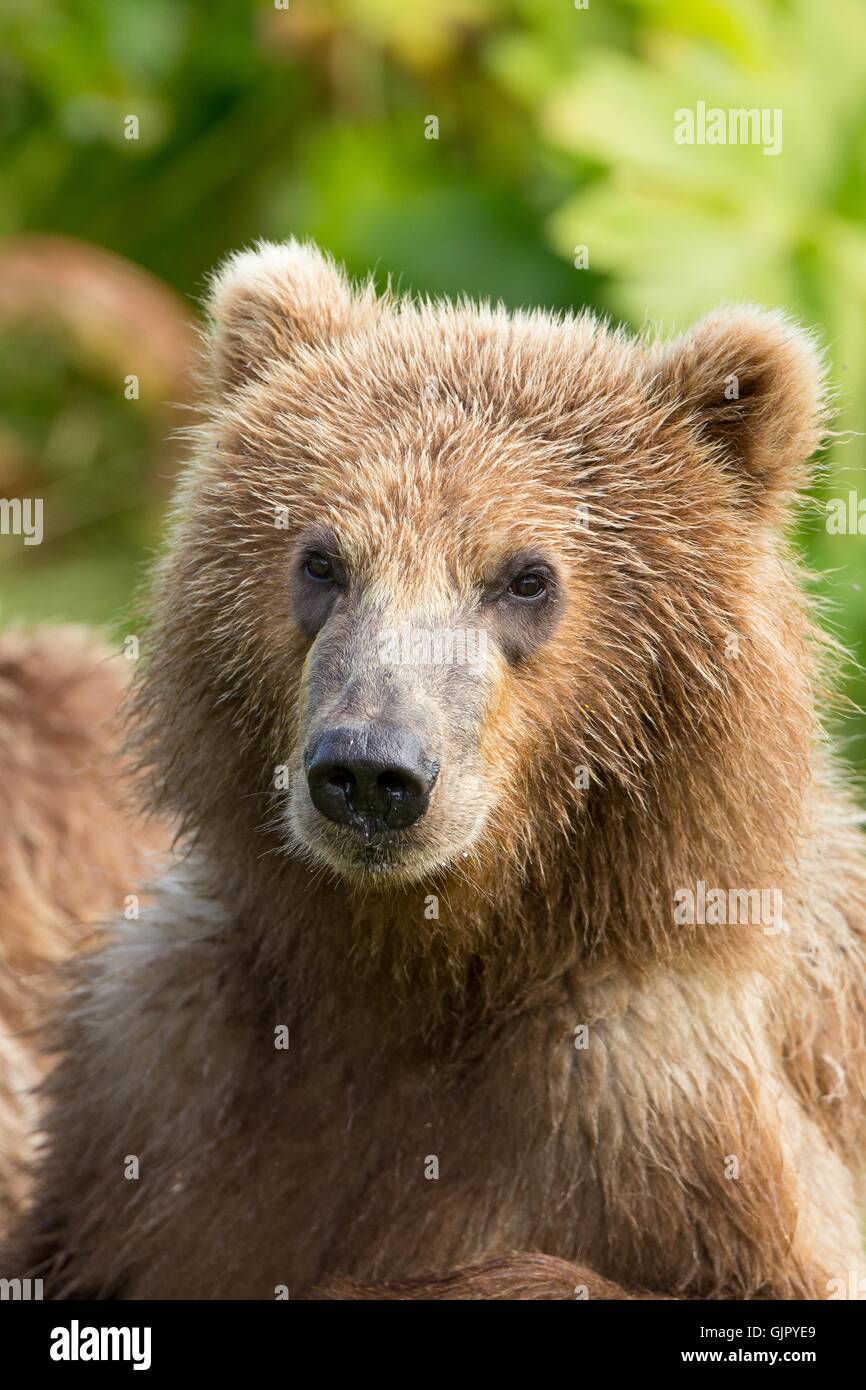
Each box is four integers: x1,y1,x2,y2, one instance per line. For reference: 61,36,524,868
137,240,826,895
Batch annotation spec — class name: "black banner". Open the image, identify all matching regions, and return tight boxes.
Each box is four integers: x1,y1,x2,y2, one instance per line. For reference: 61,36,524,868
0,1296,858,1375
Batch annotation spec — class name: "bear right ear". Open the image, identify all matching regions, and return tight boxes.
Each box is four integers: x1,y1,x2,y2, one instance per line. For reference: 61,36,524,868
204,240,364,393
650,307,828,516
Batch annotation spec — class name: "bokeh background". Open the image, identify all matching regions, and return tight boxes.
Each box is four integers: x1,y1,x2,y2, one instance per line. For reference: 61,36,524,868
1,0,865,762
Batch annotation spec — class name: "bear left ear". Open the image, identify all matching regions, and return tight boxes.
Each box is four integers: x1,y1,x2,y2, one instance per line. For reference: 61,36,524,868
204,239,367,393
651,307,828,512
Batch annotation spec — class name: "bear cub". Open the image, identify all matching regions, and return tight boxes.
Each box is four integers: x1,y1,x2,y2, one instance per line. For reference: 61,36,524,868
4,240,866,1300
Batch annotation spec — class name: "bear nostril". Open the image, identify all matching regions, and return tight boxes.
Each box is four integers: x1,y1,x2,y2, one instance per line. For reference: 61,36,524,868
377,770,409,798
327,768,355,798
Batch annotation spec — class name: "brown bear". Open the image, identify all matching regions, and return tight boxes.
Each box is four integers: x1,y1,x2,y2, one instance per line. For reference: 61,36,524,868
0,627,168,1235
3,240,866,1299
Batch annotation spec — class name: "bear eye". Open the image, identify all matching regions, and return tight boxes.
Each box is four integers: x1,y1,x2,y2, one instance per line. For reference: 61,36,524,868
304,553,334,582
508,571,547,600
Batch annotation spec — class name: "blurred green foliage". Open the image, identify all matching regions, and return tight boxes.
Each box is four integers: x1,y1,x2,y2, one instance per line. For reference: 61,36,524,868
0,0,864,762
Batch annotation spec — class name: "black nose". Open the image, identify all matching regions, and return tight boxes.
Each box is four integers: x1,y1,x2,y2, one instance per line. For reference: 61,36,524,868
305,725,438,833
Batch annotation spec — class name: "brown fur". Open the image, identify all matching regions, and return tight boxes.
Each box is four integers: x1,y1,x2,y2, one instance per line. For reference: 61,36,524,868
313,1252,665,1300
3,242,866,1299
0,627,167,1233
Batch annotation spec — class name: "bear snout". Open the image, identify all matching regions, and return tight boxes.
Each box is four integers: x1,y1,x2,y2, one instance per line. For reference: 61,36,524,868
304,724,439,835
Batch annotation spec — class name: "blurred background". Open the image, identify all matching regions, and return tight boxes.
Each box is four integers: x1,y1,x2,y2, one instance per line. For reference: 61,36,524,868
0,0,864,762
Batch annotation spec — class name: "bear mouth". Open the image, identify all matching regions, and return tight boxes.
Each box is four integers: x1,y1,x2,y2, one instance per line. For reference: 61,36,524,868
322,827,430,882
289,809,466,886
284,800,430,882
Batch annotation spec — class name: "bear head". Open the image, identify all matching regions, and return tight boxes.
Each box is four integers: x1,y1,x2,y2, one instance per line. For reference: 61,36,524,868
136,240,827,902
